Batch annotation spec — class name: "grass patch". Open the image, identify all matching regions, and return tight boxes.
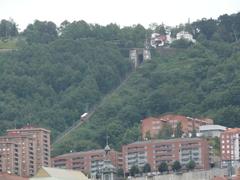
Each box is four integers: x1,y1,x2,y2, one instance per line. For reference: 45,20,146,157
0,38,18,49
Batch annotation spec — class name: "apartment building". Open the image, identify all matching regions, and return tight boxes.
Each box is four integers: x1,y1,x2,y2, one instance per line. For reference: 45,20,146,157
0,126,51,177
220,128,240,167
122,138,209,173
141,114,213,139
52,149,122,175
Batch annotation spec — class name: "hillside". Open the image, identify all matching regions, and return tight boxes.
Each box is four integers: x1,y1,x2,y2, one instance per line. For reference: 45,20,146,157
0,20,149,140
0,13,239,156
0,38,132,138
53,40,240,155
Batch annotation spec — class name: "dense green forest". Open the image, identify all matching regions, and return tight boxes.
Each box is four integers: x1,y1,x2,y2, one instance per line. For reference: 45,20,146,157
0,13,240,156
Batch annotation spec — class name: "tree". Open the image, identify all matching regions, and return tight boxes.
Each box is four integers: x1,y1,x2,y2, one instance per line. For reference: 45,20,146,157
175,122,183,138
0,19,18,40
130,165,140,176
192,18,218,40
156,24,166,35
142,163,151,173
157,124,173,139
59,20,91,40
218,13,240,42
145,130,151,140
172,161,181,172
191,129,197,138
212,136,220,156
170,39,193,48
23,20,57,44
116,168,124,177
186,160,196,170
158,162,168,174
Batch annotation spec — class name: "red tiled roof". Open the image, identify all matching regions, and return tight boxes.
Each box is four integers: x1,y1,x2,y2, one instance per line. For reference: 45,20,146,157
0,173,28,180
224,128,240,133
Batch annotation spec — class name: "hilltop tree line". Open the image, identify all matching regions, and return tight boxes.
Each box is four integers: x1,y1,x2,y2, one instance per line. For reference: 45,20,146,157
0,19,18,40
0,12,239,155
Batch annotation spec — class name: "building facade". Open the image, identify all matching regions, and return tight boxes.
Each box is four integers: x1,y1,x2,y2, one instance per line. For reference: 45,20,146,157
0,126,51,177
122,138,210,173
52,149,122,176
220,128,240,167
141,114,213,139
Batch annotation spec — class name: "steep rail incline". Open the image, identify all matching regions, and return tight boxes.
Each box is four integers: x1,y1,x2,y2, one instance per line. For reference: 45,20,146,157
52,71,133,147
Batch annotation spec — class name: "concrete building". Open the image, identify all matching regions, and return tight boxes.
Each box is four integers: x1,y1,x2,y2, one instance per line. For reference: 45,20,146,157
141,114,213,139
176,31,196,43
122,138,210,173
52,149,122,176
0,126,51,177
220,128,240,168
199,125,226,138
129,48,151,69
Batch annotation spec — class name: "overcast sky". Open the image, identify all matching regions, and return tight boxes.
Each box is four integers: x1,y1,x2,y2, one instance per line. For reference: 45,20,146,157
0,0,239,31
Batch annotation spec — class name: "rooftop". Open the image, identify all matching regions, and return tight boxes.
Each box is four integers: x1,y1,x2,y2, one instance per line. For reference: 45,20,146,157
125,137,204,146
30,167,89,180
53,149,107,159
199,125,226,131
7,125,50,133
223,128,240,133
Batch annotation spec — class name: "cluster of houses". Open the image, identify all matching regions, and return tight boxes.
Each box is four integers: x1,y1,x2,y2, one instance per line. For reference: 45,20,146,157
150,31,196,48
129,30,196,69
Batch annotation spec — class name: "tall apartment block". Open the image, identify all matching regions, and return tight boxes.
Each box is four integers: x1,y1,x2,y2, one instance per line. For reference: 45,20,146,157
220,128,240,167
122,138,210,173
52,149,123,176
0,126,51,177
141,114,213,139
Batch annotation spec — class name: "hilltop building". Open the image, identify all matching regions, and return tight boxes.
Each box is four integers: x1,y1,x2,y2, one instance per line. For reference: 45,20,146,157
52,149,122,177
0,126,51,177
150,33,167,47
141,114,213,139
122,138,210,173
150,30,196,48
176,31,196,43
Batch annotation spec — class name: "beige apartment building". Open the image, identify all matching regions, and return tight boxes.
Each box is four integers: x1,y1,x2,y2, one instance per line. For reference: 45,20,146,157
122,138,210,173
0,126,51,177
